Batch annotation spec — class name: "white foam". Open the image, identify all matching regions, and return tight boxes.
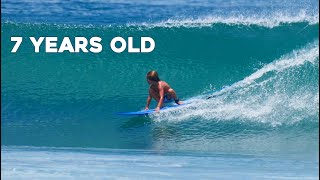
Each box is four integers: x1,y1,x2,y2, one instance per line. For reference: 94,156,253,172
151,41,319,126
137,10,319,28
2,146,318,179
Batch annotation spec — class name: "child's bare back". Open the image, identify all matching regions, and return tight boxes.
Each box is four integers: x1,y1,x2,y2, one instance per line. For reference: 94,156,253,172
150,81,171,93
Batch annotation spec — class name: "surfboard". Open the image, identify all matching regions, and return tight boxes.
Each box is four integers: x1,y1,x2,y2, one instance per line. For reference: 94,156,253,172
117,102,190,116
117,88,227,116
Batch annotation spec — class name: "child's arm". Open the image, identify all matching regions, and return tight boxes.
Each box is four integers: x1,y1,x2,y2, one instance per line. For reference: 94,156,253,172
145,95,152,110
155,86,164,111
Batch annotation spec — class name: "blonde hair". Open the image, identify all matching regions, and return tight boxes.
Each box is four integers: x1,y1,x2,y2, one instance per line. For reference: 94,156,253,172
147,71,160,82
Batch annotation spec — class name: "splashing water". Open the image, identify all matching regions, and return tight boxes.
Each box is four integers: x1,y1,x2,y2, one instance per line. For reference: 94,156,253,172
152,41,319,126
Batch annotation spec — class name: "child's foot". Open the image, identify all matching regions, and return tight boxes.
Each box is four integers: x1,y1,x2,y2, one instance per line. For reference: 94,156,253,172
175,100,183,105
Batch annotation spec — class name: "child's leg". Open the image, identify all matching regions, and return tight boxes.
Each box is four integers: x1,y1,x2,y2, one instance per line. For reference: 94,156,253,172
168,89,183,105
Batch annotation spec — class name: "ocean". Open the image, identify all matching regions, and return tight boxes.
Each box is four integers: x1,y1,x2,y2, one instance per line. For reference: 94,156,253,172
1,0,319,179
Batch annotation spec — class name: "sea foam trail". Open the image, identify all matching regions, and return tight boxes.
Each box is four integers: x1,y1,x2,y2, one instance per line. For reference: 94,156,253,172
152,41,319,126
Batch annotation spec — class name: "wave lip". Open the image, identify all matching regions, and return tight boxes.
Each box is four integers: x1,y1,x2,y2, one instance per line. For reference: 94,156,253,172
137,10,319,28
2,9,318,29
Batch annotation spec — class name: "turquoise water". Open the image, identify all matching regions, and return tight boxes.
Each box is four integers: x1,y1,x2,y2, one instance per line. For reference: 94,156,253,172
2,22,318,153
1,0,319,179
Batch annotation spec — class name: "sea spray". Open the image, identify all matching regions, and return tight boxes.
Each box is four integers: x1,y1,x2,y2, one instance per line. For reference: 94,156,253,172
152,41,319,126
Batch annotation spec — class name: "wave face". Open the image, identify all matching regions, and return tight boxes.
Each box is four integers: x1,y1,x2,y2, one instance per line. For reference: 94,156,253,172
1,0,319,158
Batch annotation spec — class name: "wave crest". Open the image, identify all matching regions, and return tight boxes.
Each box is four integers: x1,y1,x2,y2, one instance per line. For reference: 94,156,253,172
137,10,319,28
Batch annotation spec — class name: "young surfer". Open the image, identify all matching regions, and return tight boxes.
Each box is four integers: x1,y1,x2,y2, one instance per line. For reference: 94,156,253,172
144,71,183,111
